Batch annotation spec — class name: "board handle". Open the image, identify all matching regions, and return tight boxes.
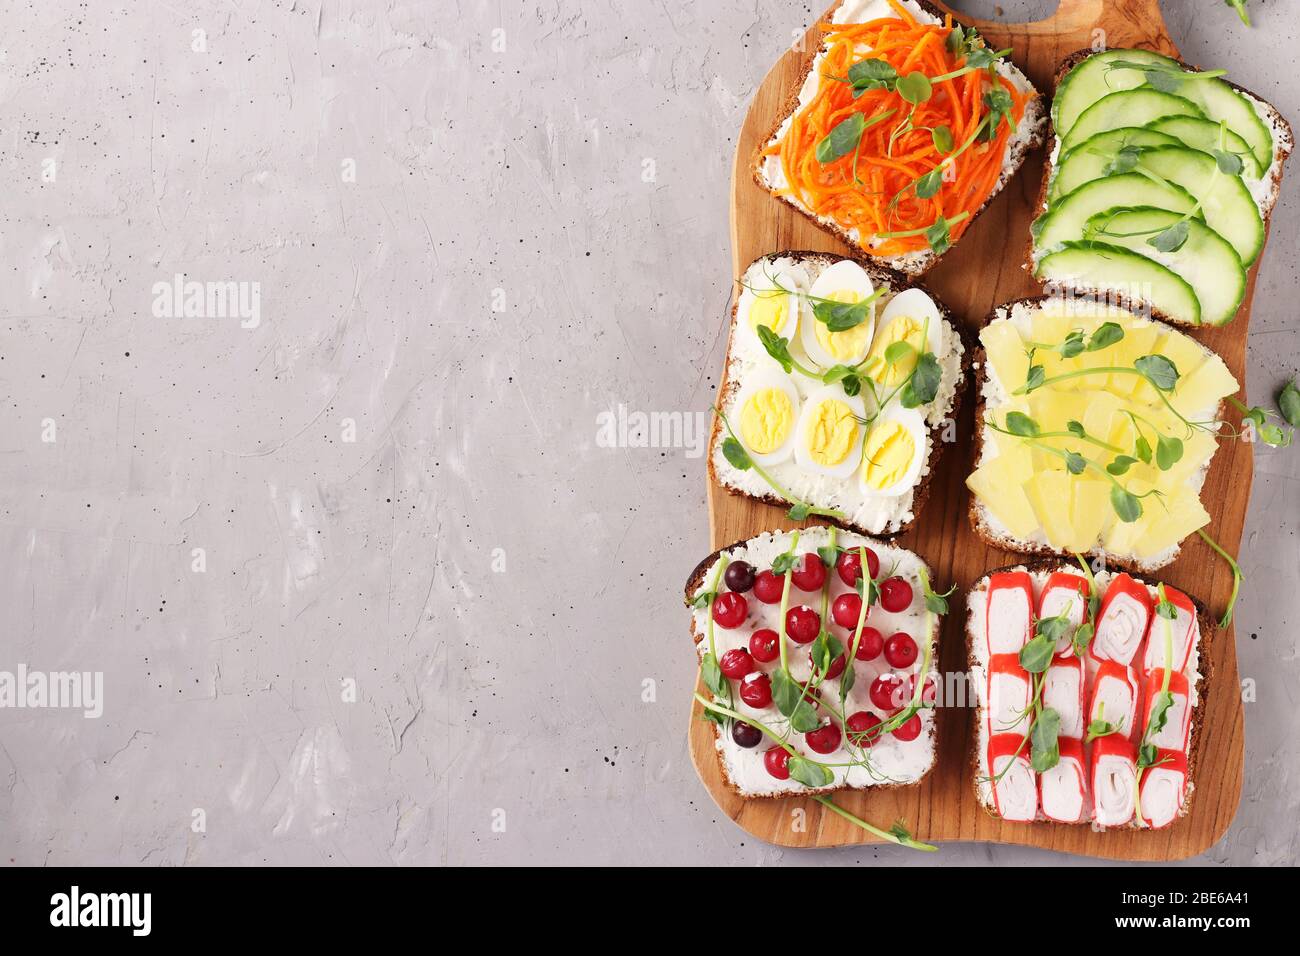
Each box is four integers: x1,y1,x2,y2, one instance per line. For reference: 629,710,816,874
934,0,1176,56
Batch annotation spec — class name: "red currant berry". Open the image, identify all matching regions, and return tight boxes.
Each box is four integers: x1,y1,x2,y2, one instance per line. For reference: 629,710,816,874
891,713,922,742
753,570,784,604
748,628,780,663
731,721,762,749
719,648,755,679
790,553,826,592
884,632,918,668
852,626,884,662
805,722,842,755
869,673,908,711
846,711,883,748
831,592,863,629
879,576,913,613
785,605,821,644
739,673,772,708
724,560,755,593
712,591,748,629
836,548,879,586
809,649,846,681
763,746,790,780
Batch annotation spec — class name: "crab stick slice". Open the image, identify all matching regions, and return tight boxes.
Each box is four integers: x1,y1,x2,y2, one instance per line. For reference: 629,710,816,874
1042,654,1085,739
1091,573,1154,667
987,654,1032,736
1091,734,1137,827
1139,749,1189,830
988,734,1037,822
986,571,1035,656
1088,660,1140,741
1142,670,1192,753
1142,587,1198,676
1037,571,1090,655
1039,737,1087,824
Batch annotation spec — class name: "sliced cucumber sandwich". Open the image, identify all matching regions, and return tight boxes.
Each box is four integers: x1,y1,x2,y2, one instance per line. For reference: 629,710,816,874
1032,48,1293,327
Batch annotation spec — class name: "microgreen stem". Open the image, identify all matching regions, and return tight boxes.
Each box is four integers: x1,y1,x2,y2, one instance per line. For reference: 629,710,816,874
811,795,937,852
877,210,969,239
1197,528,1243,628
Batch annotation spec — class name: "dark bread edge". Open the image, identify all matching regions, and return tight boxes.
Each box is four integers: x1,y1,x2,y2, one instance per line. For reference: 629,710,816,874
964,557,1215,828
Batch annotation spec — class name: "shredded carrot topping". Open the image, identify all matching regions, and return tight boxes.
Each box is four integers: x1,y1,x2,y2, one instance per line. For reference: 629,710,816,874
764,11,1035,258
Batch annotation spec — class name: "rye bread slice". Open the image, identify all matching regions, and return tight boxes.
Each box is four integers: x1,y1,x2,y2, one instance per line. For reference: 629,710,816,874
1027,48,1295,328
707,251,972,540
754,0,1047,277
685,529,940,801
965,558,1214,828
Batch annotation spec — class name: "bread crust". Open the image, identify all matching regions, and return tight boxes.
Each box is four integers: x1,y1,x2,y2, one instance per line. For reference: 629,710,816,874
707,251,973,540
964,293,1228,573
753,0,1047,276
964,559,1214,828
684,532,938,801
1027,48,1295,328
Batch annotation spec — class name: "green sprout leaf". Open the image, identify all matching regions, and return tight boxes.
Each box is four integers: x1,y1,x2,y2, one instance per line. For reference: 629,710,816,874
1213,148,1245,175
1148,220,1190,253
1087,321,1125,351
701,653,727,697
1279,380,1300,427
786,502,811,521
1156,433,1184,470
816,112,867,163
1111,485,1143,523
1023,364,1046,392
1065,451,1088,475
1135,354,1180,391
721,437,753,471
1107,454,1137,476
787,754,834,788
1067,420,1086,438
1005,411,1039,437
1019,634,1055,674
847,58,899,93
1030,707,1061,773
914,167,944,199
896,71,933,104
924,215,953,255
932,124,954,154
900,352,942,407
756,325,795,373
814,296,875,332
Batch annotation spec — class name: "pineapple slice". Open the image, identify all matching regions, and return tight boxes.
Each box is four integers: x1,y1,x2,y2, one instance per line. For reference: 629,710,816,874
1023,470,1076,551
1069,479,1113,553
1132,491,1212,560
968,466,1040,540
981,322,1030,395
1170,356,1239,419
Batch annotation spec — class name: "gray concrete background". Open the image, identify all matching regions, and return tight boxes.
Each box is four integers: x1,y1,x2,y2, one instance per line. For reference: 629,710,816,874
0,0,1294,866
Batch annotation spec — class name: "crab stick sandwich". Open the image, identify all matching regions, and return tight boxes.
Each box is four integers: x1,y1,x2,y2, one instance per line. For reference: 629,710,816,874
968,561,1211,828
1090,573,1154,667
1039,737,1087,824
1091,735,1138,828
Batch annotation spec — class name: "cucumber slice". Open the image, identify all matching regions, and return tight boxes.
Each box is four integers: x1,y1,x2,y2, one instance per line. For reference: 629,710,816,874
1134,146,1263,265
1147,115,1264,178
1084,206,1246,326
1033,173,1202,255
1157,75,1274,175
1053,49,1179,137
1050,128,1183,202
1059,89,1204,155
1035,241,1201,327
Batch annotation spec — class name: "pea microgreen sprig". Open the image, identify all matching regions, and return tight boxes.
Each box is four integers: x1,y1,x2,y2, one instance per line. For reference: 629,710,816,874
1102,59,1228,97
696,555,736,731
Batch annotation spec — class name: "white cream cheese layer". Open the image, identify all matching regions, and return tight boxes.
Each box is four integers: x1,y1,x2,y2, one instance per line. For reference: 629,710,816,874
968,566,1202,828
712,255,964,535
690,528,939,797
758,0,1040,270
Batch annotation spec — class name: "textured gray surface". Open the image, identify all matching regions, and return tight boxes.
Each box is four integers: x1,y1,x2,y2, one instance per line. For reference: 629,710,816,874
0,0,1295,866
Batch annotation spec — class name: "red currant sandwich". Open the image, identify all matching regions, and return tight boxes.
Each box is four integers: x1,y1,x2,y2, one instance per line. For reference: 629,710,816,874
686,526,949,800
967,558,1212,830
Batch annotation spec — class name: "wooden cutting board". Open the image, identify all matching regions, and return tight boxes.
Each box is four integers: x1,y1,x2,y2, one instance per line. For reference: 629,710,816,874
691,0,1259,860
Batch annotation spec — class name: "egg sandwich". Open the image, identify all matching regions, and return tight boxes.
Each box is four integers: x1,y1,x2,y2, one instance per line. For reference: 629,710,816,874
709,252,967,537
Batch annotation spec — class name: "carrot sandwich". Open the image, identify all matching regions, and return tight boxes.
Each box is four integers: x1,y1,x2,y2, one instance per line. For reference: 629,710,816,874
685,527,943,798
756,0,1045,275
708,252,966,537
967,561,1210,829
